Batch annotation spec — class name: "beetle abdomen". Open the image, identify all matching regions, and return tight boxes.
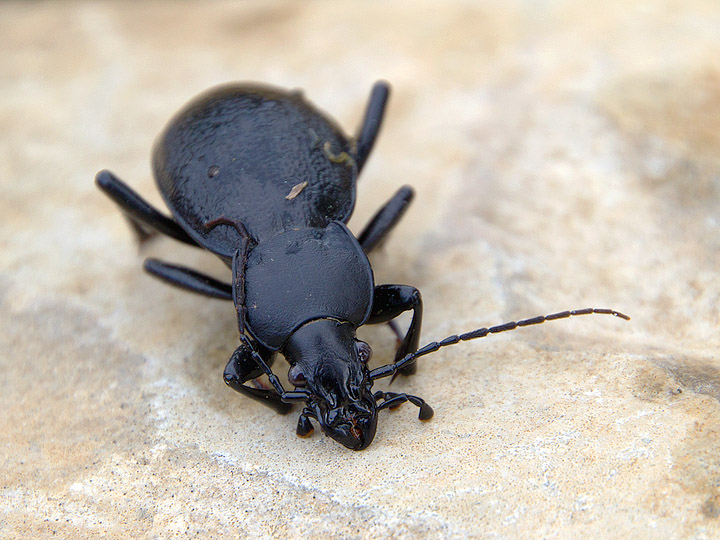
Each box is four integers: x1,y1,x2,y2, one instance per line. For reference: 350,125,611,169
153,84,358,257
244,221,373,350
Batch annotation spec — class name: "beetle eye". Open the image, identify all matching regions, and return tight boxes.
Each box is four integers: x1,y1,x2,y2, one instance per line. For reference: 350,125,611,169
288,364,306,386
355,340,372,363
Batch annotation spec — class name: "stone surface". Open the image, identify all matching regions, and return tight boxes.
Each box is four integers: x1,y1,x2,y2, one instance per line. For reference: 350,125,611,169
2,1,720,538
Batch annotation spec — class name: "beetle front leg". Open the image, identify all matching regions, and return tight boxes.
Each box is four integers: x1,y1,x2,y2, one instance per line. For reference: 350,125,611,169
224,338,293,415
367,284,422,376
225,334,310,412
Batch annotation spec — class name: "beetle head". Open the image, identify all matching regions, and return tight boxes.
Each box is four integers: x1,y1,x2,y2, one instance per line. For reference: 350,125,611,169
283,319,377,450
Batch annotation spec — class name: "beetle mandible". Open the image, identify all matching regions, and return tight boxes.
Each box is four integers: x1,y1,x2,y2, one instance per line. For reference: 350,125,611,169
96,81,628,450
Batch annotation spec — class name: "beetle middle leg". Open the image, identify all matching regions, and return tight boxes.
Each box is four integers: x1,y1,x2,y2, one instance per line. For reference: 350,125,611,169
358,186,414,253
140,257,295,414
143,258,233,300
367,284,422,376
95,169,198,247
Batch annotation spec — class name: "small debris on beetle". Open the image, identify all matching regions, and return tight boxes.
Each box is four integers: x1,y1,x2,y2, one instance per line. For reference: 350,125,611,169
285,181,309,200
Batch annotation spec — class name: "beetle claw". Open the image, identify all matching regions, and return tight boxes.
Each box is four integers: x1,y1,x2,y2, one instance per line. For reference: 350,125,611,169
296,414,314,438
418,402,434,421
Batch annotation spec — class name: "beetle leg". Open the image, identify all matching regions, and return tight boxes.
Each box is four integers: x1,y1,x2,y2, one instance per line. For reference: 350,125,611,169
224,340,293,415
374,391,434,421
95,169,198,247
355,81,390,173
358,186,414,253
366,284,423,376
233,334,312,404
143,258,233,300
296,409,315,437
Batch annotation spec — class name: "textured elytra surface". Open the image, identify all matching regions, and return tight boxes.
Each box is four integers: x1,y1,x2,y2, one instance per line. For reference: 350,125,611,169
3,1,720,539
154,84,356,257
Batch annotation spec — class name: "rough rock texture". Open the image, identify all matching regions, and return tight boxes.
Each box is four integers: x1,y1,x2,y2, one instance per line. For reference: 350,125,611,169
3,1,720,538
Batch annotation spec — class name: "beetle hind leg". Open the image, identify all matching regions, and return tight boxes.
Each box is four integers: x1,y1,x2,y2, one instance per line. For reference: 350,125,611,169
95,169,198,247
355,81,390,173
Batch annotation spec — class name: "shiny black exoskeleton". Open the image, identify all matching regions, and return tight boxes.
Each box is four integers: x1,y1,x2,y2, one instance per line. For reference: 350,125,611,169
96,81,629,450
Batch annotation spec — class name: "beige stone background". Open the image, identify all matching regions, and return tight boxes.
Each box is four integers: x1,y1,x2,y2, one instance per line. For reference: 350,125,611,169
2,1,720,538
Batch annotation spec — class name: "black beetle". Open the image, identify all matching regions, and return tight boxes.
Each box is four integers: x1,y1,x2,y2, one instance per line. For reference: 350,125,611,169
96,81,628,450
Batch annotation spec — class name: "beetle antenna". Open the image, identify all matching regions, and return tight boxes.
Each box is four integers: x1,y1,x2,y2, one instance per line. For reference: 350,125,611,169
369,308,630,381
